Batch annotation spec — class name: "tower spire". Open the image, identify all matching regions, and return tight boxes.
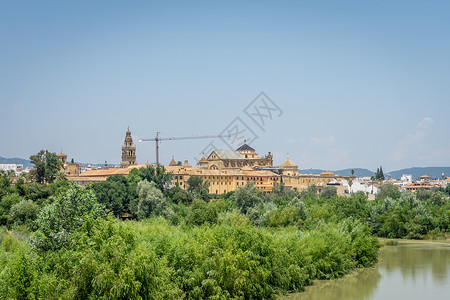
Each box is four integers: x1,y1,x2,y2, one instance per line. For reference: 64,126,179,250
121,127,136,168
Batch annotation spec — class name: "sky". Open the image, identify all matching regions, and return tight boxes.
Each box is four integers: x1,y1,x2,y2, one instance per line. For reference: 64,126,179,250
1,0,449,172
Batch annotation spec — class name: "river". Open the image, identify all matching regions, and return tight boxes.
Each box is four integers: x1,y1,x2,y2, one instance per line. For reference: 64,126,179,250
287,240,450,300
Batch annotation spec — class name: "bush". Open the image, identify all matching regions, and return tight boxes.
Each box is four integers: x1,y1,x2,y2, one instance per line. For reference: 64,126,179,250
0,193,22,226
9,200,39,228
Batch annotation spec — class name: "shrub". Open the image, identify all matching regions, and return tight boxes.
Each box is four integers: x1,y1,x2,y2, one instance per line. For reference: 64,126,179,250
9,200,40,228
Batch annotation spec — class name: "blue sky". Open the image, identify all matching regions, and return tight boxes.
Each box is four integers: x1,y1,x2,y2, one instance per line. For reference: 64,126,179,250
1,1,449,171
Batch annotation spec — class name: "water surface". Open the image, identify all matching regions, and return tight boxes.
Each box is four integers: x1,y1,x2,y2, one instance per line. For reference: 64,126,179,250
288,240,450,300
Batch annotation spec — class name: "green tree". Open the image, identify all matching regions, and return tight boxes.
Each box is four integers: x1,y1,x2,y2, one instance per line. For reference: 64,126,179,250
0,171,12,198
376,183,401,200
134,180,166,219
271,182,299,203
166,186,193,204
231,182,263,214
0,193,23,226
30,182,105,252
375,166,385,181
300,184,317,200
187,176,210,200
29,150,63,183
320,186,337,199
90,175,137,217
9,200,40,228
128,165,173,192
186,199,219,226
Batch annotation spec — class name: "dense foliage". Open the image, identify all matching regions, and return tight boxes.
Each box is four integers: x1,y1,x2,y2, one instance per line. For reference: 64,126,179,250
0,163,449,298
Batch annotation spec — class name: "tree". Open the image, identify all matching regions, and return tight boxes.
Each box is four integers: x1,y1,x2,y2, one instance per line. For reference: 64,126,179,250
166,186,193,204
29,150,63,183
351,169,355,176
128,165,173,192
320,186,337,199
187,176,210,200
300,184,317,200
30,182,105,252
0,193,23,226
186,199,219,226
375,166,385,181
231,182,263,214
348,179,353,194
90,175,137,217
134,180,167,219
379,166,384,180
376,183,401,200
0,171,12,198
271,182,299,202
9,199,40,228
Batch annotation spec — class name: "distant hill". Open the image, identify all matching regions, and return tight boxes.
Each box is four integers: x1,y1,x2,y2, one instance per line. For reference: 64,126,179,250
298,168,374,177
0,156,33,168
387,167,450,180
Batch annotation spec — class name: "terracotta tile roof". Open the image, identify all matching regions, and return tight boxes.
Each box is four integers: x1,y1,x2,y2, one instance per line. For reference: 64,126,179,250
79,165,147,177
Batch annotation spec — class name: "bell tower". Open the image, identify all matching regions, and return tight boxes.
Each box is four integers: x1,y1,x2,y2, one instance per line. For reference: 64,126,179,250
121,127,136,167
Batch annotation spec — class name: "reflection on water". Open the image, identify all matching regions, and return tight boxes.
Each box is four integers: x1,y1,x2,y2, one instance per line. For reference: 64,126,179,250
288,241,450,300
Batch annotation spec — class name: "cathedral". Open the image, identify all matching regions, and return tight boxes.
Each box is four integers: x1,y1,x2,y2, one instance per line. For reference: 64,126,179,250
121,127,136,167
199,143,273,170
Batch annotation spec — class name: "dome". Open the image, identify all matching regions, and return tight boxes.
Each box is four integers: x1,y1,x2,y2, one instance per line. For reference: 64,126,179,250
279,155,298,168
169,156,177,166
182,158,192,168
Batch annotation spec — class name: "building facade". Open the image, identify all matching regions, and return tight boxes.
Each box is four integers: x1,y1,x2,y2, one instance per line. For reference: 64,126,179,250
57,152,80,177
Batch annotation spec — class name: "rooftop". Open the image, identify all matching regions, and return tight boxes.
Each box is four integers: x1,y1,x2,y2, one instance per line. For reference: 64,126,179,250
279,155,298,168
236,143,255,151
211,150,245,160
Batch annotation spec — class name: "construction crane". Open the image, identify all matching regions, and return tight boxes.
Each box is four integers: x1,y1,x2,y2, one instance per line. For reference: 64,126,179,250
138,132,231,166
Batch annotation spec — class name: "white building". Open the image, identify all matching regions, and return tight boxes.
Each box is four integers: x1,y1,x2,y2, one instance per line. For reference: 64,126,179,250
347,179,379,195
401,174,412,183
0,164,28,175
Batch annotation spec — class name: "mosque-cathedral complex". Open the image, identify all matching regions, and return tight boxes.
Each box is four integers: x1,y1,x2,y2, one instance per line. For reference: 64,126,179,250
71,128,353,193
